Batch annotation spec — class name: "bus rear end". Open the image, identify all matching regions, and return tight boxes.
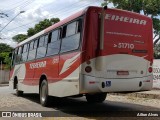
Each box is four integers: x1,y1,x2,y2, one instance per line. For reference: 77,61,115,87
80,7,153,95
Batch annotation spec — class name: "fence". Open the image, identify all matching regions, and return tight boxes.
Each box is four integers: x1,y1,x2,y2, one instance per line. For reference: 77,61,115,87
0,70,9,83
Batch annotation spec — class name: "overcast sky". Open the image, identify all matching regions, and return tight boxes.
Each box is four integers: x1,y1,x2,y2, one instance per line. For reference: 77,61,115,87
0,0,111,47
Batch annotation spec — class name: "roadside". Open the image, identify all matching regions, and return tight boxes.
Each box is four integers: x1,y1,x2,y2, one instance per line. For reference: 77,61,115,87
0,82,9,87
109,89,160,100
0,82,159,100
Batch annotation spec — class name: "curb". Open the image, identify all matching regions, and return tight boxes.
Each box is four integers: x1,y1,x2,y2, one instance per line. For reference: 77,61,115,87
0,84,9,87
109,91,160,100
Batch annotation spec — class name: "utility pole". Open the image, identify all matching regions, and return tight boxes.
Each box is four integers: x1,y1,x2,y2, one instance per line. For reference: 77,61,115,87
0,11,25,32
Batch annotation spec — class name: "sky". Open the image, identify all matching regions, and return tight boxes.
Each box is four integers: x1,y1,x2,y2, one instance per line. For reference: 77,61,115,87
0,0,111,47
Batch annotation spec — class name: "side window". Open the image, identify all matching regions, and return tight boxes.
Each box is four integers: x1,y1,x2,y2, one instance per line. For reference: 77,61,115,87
16,46,22,63
60,20,82,53
14,48,19,65
34,39,38,49
47,30,60,56
29,41,34,51
22,44,29,62
51,30,59,42
36,35,48,59
66,22,77,37
39,36,45,47
28,40,37,61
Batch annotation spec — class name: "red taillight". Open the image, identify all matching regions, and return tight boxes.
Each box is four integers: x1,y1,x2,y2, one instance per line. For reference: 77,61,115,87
148,67,152,73
85,66,92,73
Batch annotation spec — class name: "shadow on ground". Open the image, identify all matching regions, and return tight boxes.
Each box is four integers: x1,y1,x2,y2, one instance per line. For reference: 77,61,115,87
12,93,160,118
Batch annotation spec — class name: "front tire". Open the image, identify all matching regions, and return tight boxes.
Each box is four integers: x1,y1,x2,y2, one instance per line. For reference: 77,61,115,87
40,80,49,107
86,93,107,103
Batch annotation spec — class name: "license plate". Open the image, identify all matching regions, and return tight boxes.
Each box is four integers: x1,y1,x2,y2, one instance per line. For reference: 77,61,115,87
117,71,129,75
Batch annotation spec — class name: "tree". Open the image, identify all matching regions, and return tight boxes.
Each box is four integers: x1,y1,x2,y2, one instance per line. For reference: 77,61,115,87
0,43,13,53
27,28,35,37
12,34,28,43
0,43,13,69
102,0,160,45
13,18,60,42
27,18,60,37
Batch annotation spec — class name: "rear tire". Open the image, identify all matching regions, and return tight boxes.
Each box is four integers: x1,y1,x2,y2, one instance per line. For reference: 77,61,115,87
40,80,49,107
16,83,23,96
86,93,107,103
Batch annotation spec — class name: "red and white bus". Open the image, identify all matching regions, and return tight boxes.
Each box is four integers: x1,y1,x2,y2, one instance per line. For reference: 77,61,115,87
9,6,153,106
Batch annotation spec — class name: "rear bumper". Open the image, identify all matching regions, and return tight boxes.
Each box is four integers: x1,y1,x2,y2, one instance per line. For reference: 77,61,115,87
80,75,153,93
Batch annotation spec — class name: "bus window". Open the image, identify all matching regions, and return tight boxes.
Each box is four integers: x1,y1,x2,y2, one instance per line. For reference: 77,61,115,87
51,30,59,42
60,21,81,53
39,36,45,47
22,44,28,62
44,34,48,46
46,30,60,56
14,46,22,63
61,26,66,38
77,19,82,33
34,39,38,49
29,41,34,51
13,48,19,65
28,40,37,61
36,35,48,59
66,22,77,37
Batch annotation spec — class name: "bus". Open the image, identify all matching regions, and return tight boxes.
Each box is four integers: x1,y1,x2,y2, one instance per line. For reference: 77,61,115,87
9,6,153,106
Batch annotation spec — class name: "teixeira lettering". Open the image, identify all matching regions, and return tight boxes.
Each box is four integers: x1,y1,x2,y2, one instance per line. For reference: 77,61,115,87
105,14,147,25
30,61,46,69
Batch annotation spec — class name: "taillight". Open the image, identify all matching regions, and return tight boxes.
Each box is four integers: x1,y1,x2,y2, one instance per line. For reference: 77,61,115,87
148,67,152,73
85,66,92,73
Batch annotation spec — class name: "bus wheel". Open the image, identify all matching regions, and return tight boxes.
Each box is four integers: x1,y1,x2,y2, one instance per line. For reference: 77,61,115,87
86,93,107,103
40,80,49,107
16,83,23,96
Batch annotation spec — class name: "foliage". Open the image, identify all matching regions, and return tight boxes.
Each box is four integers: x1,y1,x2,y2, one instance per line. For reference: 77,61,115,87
154,43,160,59
12,34,28,43
27,18,60,37
0,43,13,53
0,43,13,69
12,18,60,43
0,52,11,69
102,0,160,45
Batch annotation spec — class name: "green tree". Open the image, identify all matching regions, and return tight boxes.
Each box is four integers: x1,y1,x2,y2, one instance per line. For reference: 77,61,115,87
102,0,160,45
27,28,35,37
0,43,13,53
13,18,60,42
12,34,28,43
0,43,13,69
27,18,60,37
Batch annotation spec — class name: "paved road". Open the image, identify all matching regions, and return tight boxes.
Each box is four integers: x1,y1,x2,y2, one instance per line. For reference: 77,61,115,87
0,86,160,119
